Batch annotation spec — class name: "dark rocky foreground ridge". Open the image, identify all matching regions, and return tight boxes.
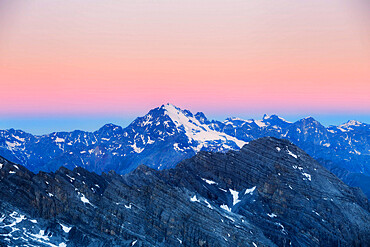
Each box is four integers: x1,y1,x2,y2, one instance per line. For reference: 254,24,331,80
0,137,369,246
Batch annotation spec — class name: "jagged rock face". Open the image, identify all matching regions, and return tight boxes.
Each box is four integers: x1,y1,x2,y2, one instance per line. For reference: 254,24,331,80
0,104,369,198
0,137,369,246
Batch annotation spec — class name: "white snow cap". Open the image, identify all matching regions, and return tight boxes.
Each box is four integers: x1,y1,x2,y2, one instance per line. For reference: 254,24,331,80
339,120,363,128
162,104,246,152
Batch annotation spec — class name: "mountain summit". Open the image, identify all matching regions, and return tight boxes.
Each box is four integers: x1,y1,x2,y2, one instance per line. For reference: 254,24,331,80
145,103,246,152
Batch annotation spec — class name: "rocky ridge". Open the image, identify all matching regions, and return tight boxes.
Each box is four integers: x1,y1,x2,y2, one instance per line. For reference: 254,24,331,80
0,137,369,246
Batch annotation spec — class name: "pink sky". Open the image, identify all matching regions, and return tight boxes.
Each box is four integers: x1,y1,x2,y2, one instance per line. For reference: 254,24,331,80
0,0,369,116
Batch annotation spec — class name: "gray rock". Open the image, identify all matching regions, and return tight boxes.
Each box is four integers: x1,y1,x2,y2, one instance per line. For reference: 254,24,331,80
0,137,369,246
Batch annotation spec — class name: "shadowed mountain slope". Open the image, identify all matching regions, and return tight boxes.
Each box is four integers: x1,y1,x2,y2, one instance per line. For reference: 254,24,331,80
0,137,369,246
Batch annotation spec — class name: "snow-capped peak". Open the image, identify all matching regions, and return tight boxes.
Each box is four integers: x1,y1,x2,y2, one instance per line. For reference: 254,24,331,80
258,114,293,127
274,115,292,123
161,103,181,111
339,120,362,128
303,116,316,121
162,103,194,123
162,104,246,152
335,120,363,132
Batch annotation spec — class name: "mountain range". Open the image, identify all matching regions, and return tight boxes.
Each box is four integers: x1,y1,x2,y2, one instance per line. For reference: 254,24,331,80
0,103,369,198
1,137,369,246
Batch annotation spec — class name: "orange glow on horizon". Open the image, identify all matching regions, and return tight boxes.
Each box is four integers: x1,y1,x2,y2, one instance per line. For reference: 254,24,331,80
0,0,369,115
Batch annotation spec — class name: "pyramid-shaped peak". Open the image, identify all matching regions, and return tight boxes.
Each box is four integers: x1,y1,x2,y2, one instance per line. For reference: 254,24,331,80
303,116,316,121
294,116,325,128
143,103,184,118
98,123,122,132
151,104,247,150
296,116,320,124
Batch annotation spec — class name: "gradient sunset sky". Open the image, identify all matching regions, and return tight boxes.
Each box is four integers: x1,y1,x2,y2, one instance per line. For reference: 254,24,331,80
1,0,370,134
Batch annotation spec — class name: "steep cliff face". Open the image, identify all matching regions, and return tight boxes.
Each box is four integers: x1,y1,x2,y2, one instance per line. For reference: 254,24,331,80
170,137,370,246
0,137,369,246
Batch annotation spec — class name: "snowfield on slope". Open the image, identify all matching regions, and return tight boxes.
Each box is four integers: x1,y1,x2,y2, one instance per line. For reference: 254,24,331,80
164,104,246,152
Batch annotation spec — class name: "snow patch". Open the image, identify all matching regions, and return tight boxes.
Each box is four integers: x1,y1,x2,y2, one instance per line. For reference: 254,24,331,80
354,149,361,155
60,223,72,233
245,186,256,195
66,174,75,182
220,204,231,212
312,210,320,216
10,211,26,225
55,137,65,143
163,104,246,152
287,149,298,159
190,195,200,203
29,230,49,241
254,120,267,128
131,142,144,153
6,141,21,149
275,222,287,234
267,213,277,218
229,189,241,206
147,136,155,144
201,178,217,185
80,194,89,203
78,192,94,207
339,120,362,129
173,143,183,152
12,135,25,142
204,200,213,209
302,173,311,181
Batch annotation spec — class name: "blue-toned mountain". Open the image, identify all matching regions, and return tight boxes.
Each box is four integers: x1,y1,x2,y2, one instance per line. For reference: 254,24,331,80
0,104,369,197
0,104,245,174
